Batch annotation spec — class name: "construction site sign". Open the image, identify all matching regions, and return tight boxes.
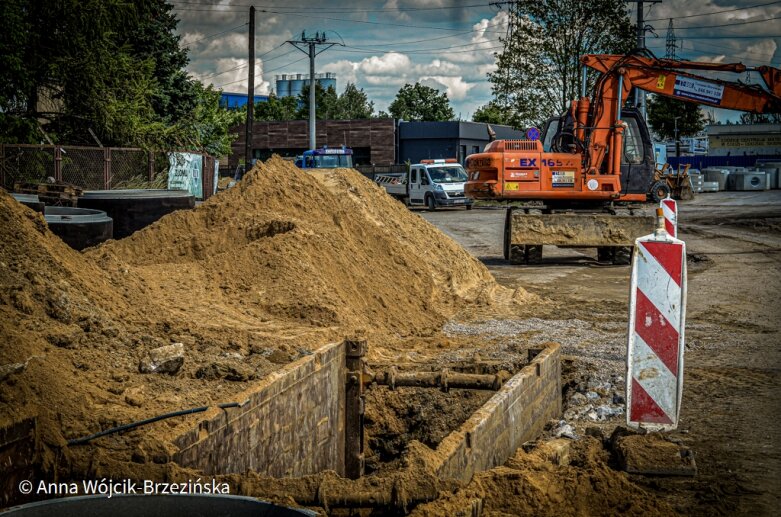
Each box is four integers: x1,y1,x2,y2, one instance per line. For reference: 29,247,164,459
661,198,678,238
626,228,687,431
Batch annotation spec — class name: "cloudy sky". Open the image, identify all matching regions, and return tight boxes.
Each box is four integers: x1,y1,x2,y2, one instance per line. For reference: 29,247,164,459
173,0,781,121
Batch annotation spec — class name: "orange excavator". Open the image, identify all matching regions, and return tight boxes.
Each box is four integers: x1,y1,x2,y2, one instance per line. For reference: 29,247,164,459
465,51,781,264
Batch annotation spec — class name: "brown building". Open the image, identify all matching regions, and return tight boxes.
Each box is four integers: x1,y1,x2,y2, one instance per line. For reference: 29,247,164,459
228,119,396,170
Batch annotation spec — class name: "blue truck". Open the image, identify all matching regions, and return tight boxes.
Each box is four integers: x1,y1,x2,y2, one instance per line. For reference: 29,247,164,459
295,147,353,169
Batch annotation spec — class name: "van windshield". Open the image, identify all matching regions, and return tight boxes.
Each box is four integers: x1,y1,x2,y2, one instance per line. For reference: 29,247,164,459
427,166,467,184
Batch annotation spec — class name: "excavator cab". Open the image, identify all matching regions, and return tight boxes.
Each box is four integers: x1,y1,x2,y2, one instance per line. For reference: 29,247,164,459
541,108,655,196
616,109,656,196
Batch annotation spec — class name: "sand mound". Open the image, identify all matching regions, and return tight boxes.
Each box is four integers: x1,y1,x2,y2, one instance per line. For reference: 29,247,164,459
88,156,508,345
1,157,520,449
410,438,675,516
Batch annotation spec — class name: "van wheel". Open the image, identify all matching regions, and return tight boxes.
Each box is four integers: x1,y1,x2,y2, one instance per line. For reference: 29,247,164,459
426,195,436,211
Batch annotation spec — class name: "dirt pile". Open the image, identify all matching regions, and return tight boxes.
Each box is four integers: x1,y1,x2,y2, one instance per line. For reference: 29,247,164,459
88,157,517,351
1,157,523,451
410,438,676,516
0,191,141,430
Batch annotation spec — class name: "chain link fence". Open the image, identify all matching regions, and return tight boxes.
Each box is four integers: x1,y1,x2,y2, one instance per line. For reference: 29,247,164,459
1,145,212,196
0,145,56,187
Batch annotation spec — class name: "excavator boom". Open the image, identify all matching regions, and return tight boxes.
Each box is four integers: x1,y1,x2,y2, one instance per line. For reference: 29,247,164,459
465,51,781,264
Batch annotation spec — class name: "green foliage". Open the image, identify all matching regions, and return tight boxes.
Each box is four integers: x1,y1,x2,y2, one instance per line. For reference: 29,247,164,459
472,101,515,127
488,0,634,128
253,82,375,121
388,83,455,121
0,0,236,156
647,95,704,140
171,83,244,157
337,83,374,119
255,94,299,121
739,112,781,124
296,83,339,120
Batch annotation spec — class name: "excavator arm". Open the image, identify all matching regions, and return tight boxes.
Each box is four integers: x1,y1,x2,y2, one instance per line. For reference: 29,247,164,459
576,53,781,177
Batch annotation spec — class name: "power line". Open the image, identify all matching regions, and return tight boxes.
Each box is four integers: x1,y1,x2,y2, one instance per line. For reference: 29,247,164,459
646,43,780,65
649,38,779,59
182,22,247,47
171,0,493,13
214,55,309,89
198,46,297,80
343,39,502,55
332,44,505,56
659,34,781,38
646,0,781,22
673,14,781,30
172,6,508,34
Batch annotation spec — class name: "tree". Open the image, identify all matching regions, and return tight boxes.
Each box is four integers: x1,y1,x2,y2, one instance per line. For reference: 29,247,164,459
0,0,236,156
739,112,781,124
125,0,198,122
647,95,704,140
472,101,515,127
388,83,454,121
255,94,299,121
336,83,374,119
488,0,634,128
297,83,339,120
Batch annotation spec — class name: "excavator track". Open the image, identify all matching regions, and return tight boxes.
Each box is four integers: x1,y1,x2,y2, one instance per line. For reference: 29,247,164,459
503,205,654,265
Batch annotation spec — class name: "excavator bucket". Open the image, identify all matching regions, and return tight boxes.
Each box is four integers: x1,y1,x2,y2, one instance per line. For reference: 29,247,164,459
503,209,656,265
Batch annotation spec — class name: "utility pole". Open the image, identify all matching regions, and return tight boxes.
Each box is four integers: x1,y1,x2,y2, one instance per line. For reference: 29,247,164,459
286,32,343,150
625,1,661,119
245,6,255,169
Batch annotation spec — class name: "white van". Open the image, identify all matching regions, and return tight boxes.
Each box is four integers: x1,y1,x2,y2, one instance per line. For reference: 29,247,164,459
375,159,473,210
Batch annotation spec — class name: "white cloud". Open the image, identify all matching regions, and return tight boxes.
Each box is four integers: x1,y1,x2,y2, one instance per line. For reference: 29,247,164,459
321,60,359,86
419,76,475,100
357,52,412,75
382,0,412,22
413,59,461,76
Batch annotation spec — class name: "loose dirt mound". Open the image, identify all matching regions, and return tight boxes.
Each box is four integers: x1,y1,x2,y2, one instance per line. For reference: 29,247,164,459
410,438,676,516
89,157,514,351
1,157,520,451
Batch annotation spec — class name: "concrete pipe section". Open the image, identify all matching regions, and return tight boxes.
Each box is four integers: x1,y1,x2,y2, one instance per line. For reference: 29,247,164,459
10,194,45,213
43,207,113,251
2,495,316,517
78,189,195,239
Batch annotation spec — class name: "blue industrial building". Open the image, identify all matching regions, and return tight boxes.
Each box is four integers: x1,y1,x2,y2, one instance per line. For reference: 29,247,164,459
219,92,269,109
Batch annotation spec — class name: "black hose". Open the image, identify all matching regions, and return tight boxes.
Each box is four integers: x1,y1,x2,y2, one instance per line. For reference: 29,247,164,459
67,402,243,446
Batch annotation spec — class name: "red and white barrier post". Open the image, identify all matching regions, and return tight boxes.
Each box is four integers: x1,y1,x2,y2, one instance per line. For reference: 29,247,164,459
626,207,687,431
660,196,677,238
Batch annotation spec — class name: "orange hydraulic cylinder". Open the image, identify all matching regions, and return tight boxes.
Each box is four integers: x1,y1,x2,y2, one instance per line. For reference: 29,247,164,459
611,122,624,178
575,97,590,142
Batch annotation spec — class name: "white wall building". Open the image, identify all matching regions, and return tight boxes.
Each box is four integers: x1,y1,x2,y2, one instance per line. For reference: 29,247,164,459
707,123,781,157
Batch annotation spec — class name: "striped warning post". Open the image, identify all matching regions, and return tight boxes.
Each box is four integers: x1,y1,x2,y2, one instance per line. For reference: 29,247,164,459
626,214,687,431
660,197,677,238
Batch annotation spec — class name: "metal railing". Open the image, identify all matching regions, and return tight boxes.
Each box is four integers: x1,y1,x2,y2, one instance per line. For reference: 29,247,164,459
0,145,215,198
354,164,407,180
